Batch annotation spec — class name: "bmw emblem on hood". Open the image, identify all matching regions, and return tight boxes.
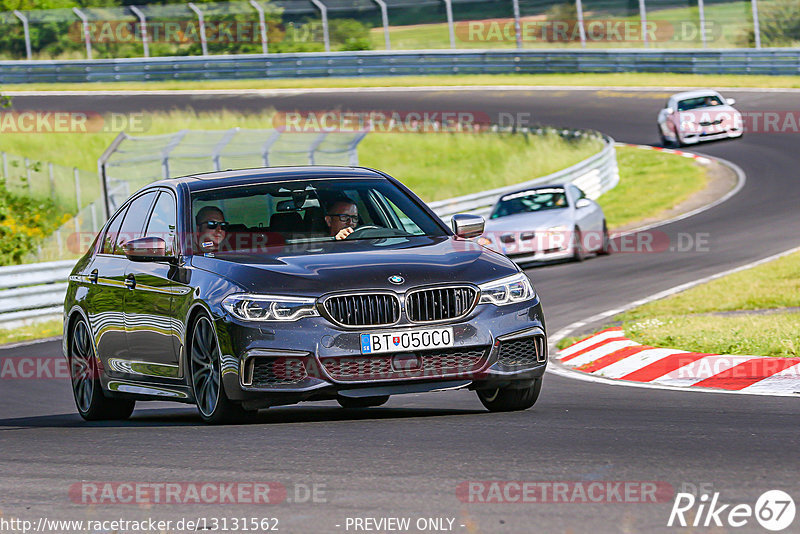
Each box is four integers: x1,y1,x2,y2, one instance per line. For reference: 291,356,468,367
389,275,405,285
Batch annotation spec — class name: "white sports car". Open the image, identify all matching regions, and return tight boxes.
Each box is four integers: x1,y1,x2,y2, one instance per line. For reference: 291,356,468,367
657,90,743,147
476,184,610,264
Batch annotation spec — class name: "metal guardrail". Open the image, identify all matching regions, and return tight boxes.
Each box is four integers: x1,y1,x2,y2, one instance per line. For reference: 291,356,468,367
1,48,799,83
0,260,73,327
429,131,618,222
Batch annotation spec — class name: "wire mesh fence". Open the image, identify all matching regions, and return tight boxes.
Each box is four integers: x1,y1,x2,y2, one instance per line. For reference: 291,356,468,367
0,129,366,262
100,128,368,214
0,0,779,61
0,151,103,262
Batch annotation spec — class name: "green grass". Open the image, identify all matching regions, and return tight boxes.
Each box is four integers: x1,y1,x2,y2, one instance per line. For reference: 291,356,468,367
4,72,800,93
0,110,602,204
598,145,707,230
359,131,602,202
0,110,283,174
561,251,800,356
622,312,800,358
0,319,62,345
623,251,800,315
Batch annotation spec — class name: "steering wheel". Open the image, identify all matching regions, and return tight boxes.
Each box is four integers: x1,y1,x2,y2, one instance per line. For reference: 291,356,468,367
344,225,382,239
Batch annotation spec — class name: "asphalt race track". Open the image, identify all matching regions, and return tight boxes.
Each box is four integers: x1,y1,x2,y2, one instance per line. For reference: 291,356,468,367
1,88,799,533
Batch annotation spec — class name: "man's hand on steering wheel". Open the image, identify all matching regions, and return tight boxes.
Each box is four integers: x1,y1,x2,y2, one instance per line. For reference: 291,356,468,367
335,227,355,240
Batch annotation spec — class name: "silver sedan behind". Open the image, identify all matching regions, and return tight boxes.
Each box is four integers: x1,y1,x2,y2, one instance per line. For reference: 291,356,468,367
476,184,610,264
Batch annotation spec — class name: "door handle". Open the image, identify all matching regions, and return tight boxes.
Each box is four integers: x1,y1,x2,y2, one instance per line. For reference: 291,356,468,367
88,269,98,284
124,275,136,290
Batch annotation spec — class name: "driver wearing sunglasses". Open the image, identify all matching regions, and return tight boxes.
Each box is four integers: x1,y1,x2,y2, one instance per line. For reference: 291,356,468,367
195,206,228,253
325,198,361,240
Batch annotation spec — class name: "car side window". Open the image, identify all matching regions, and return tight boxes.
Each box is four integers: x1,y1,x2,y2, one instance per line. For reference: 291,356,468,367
113,191,157,255
145,191,177,256
100,206,127,255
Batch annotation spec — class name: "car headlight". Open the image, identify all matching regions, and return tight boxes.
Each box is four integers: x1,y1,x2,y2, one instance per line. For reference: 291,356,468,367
478,273,536,306
222,294,319,322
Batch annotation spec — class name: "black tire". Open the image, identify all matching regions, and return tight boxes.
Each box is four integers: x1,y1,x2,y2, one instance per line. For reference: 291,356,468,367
189,314,254,424
477,379,542,412
337,396,390,409
572,227,586,262
658,127,668,148
597,220,612,256
69,318,135,421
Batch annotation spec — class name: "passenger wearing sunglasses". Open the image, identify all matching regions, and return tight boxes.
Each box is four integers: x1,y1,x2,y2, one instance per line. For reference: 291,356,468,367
325,198,361,240
195,206,228,253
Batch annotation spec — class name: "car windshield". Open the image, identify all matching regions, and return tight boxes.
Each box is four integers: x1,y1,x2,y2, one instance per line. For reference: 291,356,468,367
190,178,447,256
677,95,723,111
490,188,568,219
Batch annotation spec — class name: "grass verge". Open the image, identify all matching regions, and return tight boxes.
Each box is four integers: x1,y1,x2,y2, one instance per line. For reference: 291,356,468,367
3,73,800,92
359,131,602,202
559,251,800,357
0,110,603,203
599,146,707,230
0,318,62,345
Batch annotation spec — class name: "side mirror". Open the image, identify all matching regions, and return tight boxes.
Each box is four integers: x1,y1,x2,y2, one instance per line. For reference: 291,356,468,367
575,198,592,209
726,98,736,106
451,214,485,239
122,236,174,263
665,107,674,115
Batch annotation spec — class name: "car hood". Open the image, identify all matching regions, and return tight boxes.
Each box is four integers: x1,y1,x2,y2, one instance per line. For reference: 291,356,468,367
483,210,574,233
190,235,518,295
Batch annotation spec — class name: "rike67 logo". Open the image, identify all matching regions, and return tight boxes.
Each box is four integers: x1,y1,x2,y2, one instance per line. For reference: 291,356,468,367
668,490,796,531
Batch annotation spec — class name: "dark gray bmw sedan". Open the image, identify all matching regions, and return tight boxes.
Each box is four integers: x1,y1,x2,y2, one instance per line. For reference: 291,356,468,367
63,166,547,423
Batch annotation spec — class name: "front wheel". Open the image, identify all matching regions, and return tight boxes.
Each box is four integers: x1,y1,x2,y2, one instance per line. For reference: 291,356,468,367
189,314,254,424
69,319,135,421
597,221,611,255
572,227,586,262
477,379,542,412
658,126,669,147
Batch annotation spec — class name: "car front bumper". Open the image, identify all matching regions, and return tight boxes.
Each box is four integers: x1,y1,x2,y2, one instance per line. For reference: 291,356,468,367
678,127,743,144
215,298,547,408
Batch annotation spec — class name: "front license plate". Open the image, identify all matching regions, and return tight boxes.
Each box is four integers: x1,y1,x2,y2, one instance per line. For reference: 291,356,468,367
360,327,454,355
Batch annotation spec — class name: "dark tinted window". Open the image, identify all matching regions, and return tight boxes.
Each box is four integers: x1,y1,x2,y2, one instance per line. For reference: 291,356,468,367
190,178,446,257
114,192,157,255
491,187,568,219
101,206,127,255
145,191,177,256
677,95,723,111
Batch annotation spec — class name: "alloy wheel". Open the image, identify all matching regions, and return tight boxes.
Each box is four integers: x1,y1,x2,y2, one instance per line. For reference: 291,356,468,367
190,316,221,417
69,320,95,414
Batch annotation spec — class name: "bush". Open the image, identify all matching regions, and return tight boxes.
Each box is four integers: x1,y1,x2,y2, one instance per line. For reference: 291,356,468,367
739,0,800,46
0,182,66,266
